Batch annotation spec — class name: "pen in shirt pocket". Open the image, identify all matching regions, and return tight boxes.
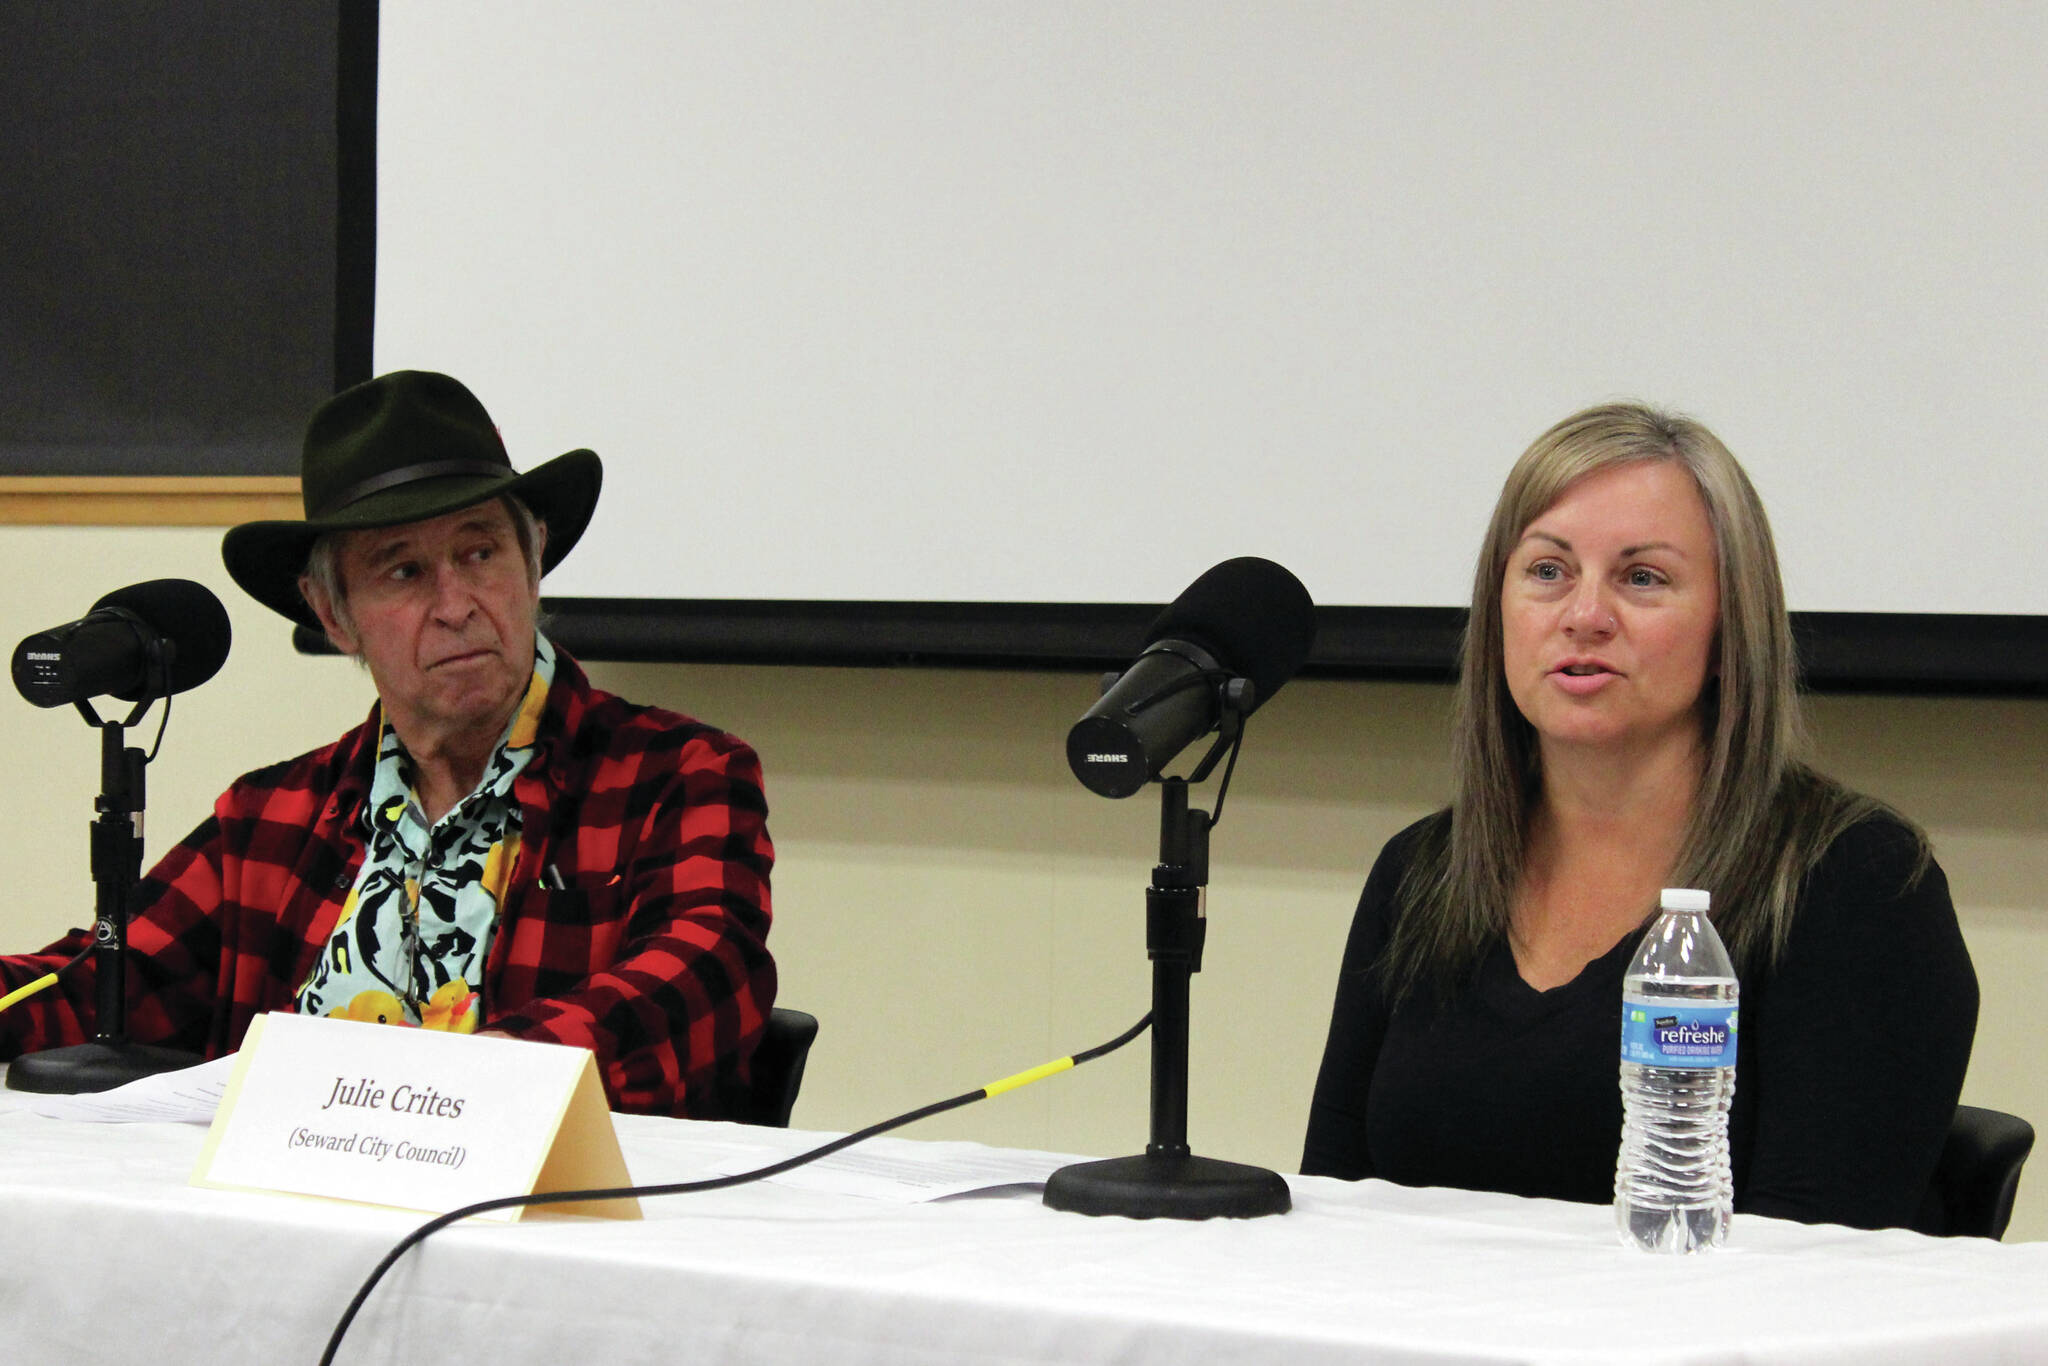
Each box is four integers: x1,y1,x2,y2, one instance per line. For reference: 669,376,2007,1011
542,864,621,889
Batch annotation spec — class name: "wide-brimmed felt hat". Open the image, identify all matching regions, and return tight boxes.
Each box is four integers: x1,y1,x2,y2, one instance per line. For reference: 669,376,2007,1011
223,370,603,628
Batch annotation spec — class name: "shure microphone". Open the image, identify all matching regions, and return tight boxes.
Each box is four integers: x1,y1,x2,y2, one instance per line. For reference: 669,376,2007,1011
12,579,232,708
1067,558,1316,797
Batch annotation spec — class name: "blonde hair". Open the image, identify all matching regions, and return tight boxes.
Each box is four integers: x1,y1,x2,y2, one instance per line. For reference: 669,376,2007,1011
1384,403,1915,997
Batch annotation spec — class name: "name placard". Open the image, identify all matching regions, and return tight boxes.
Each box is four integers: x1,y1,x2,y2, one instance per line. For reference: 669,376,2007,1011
191,1013,639,1220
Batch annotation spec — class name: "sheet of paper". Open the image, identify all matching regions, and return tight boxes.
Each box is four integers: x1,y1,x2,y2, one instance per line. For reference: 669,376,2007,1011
25,1053,237,1125
710,1137,1065,1202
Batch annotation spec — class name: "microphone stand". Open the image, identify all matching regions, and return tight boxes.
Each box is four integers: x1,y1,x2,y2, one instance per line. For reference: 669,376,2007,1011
7,687,202,1093
1043,682,1291,1219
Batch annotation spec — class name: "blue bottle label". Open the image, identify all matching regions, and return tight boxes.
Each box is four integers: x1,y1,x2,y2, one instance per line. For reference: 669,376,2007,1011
1620,1001,1738,1067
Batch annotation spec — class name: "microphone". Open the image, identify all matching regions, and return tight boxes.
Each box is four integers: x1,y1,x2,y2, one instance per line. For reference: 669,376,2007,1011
1067,558,1316,797
12,579,232,708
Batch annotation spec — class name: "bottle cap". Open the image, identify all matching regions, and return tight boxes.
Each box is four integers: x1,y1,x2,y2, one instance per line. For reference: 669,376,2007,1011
1660,887,1711,912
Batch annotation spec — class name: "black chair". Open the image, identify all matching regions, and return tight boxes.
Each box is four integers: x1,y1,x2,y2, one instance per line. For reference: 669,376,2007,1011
1912,1104,2034,1239
731,1007,819,1128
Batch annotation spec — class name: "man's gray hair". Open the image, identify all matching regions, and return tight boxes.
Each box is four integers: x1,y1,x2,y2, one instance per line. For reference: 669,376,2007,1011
300,495,545,639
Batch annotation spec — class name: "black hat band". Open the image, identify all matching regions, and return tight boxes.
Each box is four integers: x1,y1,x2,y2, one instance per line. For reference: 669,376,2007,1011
325,458,513,514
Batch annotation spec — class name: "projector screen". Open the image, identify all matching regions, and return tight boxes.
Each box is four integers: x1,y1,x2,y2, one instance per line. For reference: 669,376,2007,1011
372,4,2046,679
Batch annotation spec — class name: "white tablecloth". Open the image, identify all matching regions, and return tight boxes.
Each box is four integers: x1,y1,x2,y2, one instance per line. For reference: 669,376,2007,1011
2,1086,2044,1365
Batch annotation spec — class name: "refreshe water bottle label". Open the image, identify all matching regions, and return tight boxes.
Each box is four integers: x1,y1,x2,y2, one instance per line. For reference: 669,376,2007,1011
1620,1002,1738,1067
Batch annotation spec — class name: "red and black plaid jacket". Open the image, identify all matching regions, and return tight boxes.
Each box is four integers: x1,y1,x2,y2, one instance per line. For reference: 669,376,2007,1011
0,652,775,1118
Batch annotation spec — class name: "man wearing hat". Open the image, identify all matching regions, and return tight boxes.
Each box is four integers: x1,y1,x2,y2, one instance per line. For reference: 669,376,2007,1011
0,371,775,1117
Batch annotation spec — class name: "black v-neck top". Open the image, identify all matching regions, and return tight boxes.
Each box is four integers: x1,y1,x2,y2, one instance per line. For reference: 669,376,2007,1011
1301,815,1979,1230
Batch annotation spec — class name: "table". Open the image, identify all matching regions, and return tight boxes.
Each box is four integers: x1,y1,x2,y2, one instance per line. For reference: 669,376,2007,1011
3,1083,2045,1365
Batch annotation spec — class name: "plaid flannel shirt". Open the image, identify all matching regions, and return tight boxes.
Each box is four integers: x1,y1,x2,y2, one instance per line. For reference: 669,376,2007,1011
0,652,775,1118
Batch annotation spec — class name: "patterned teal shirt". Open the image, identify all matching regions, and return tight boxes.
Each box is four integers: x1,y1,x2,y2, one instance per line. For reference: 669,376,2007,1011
295,634,557,1030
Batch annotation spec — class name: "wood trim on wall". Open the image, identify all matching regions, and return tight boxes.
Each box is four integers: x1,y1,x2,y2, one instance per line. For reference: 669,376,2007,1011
0,477,301,526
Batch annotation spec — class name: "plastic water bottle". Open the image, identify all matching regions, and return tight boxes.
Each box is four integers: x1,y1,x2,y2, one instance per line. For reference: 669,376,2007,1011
1615,887,1739,1253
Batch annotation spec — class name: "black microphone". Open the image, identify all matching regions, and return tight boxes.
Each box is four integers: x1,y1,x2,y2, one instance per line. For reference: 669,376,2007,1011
12,579,232,708
1067,558,1316,798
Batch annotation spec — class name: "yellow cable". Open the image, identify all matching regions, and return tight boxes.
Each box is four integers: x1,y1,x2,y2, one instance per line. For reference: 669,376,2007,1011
0,972,59,1014
982,1056,1074,1098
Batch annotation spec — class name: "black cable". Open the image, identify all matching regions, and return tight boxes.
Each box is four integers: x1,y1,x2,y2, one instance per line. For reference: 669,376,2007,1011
316,1010,1154,1366
142,692,171,764
1204,715,1248,829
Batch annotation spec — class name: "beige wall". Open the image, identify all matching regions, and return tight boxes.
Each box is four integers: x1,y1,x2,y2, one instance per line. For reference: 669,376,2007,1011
3,524,2041,1240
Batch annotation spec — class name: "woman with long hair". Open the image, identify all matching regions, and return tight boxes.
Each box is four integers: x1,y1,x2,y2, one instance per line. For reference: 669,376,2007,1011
1301,403,1977,1229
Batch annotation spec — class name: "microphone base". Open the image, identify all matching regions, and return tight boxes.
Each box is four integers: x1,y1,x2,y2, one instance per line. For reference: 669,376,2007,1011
5,1040,205,1095
1043,1151,1291,1220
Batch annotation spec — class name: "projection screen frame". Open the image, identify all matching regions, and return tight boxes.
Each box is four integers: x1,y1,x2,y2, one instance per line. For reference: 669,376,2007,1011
286,603,2048,696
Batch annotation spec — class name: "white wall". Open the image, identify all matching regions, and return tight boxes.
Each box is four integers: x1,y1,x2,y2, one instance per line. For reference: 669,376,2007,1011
2,524,2042,1239
378,2,2048,615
